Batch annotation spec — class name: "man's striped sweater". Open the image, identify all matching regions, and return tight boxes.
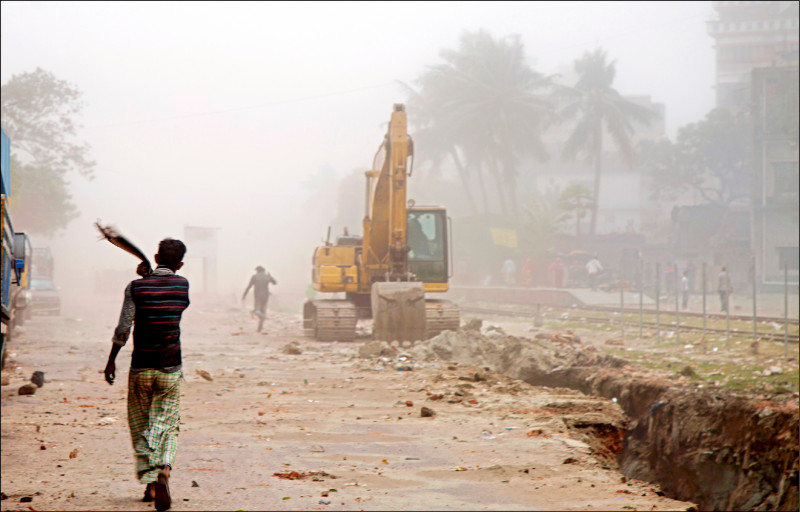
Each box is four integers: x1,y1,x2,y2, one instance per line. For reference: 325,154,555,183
113,266,190,370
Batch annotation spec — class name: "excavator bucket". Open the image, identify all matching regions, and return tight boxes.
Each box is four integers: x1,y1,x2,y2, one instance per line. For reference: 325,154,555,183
371,282,426,341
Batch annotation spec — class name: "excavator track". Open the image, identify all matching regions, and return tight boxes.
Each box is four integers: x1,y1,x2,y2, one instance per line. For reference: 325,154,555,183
425,299,460,338
304,300,357,342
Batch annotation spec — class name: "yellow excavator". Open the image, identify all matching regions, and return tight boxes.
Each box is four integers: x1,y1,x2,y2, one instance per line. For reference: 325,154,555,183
303,104,460,342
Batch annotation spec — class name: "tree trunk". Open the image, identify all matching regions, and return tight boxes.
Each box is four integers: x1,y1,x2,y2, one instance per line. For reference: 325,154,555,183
503,161,520,219
450,148,479,216
488,157,509,217
472,161,490,215
589,117,603,236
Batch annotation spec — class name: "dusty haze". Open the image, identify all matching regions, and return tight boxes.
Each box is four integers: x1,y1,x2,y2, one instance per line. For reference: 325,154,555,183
0,1,715,317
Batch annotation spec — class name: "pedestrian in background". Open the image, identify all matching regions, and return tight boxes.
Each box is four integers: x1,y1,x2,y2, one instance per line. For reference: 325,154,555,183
520,258,534,287
585,254,603,291
549,256,565,288
681,270,690,310
502,257,516,286
242,265,278,332
104,238,190,511
718,266,733,313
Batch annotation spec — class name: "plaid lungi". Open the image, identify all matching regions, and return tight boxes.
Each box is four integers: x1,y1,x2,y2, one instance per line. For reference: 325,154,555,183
127,369,182,484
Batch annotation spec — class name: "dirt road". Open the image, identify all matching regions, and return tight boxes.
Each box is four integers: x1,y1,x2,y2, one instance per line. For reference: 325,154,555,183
1,293,694,511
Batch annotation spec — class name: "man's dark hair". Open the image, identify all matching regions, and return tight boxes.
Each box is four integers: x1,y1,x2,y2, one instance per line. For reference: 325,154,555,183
158,238,186,270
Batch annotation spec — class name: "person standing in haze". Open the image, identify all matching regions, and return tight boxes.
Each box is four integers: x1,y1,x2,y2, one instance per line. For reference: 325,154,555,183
502,257,517,286
242,266,277,332
681,270,690,310
104,238,190,511
549,256,565,288
585,254,603,292
718,266,733,313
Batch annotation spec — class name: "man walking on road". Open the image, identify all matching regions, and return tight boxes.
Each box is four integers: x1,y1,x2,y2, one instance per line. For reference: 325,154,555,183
242,265,277,332
104,238,190,511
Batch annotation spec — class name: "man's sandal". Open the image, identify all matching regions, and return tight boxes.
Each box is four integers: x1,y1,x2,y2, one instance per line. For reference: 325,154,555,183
142,483,154,502
154,470,171,511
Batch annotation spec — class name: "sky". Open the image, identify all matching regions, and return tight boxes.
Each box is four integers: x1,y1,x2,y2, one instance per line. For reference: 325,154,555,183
0,1,717,309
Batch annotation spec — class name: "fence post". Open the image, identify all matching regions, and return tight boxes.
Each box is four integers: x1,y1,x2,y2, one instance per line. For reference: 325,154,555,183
620,276,625,340
752,255,758,355
785,262,789,360
675,262,680,346
726,293,731,352
702,262,707,353
639,257,643,340
656,262,661,343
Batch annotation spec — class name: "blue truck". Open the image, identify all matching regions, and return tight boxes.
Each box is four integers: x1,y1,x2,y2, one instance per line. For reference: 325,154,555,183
1,126,30,370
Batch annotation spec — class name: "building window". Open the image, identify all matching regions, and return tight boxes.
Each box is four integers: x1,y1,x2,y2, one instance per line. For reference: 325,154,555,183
771,162,800,201
777,246,799,271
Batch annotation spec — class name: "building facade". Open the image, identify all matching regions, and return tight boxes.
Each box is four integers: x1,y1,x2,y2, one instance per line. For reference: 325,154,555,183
750,65,799,288
706,1,799,110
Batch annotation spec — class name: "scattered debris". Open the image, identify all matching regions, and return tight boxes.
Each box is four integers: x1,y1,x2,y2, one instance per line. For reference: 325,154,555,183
526,429,551,438
357,341,395,358
18,384,37,395
420,407,435,417
97,417,117,426
69,449,79,459
195,369,213,382
273,470,335,481
191,480,199,487
281,342,302,355
463,319,482,331
31,371,45,387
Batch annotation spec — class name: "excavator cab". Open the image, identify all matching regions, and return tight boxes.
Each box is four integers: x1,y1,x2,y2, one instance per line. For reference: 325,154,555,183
407,207,449,285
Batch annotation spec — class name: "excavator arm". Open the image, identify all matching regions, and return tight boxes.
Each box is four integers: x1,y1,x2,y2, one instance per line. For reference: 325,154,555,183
362,103,414,281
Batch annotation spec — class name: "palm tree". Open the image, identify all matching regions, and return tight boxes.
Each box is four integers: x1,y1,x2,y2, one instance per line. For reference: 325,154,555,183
522,195,569,258
404,30,555,218
558,48,658,235
557,184,594,241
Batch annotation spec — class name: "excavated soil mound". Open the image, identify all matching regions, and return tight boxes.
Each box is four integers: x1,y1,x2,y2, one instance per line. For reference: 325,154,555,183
402,325,800,511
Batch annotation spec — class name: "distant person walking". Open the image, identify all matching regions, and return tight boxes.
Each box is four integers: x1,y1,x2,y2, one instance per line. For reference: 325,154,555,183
520,258,535,287
681,270,690,310
718,266,733,313
549,257,565,288
242,266,277,332
585,254,603,291
502,258,517,287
